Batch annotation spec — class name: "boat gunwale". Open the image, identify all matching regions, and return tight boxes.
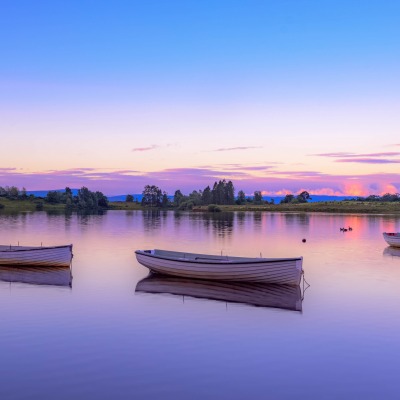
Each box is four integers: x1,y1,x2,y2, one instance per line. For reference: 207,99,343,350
135,250,302,265
0,244,73,253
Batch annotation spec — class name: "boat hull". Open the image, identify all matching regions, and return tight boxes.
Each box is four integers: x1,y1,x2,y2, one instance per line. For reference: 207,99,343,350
0,245,73,267
136,274,302,311
135,250,303,286
383,233,400,248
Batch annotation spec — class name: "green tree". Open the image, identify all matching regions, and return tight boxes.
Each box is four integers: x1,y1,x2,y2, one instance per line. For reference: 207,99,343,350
188,190,202,206
226,181,235,205
126,194,134,202
46,191,62,204
75,187,108,210
253,191,263,204
96,191,108,208
210,180,235,205
201,186,212,205
8,186,19,200
173,190,184,206
237,190,246,205
280,194,295,204
20,187,28,199
141,185,163,207
64,187,74,208
296,191,311,203
162,192,169,208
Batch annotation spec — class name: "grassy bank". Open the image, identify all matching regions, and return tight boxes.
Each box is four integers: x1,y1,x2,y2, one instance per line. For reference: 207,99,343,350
0,198,65,212
193,201,400,214
106,201,400,214
1,198,400,214
108,202,144,210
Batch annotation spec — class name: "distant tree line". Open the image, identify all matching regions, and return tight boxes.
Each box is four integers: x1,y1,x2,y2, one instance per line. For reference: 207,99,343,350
350,193,400,202
135,182,316,209
173,180,236,210
0,186,28,200
45,187,109,210
137,180,237,210
137,180,281,210
0,185,108,211
280,191,312,204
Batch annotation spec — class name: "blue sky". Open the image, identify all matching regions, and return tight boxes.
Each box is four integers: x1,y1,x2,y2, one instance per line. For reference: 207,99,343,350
1,1,399,195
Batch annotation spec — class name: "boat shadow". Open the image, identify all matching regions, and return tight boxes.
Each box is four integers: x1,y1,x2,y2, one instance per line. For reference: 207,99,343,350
135,273,303,312
383,246,400,258
0,265,72,287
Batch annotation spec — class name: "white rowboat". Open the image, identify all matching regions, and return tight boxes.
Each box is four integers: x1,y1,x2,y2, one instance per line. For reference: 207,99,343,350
135,249,303,286
0,245,73,267
383,232,400,248
136,274,302,311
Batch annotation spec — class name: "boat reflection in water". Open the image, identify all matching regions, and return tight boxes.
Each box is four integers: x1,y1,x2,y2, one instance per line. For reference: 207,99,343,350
383,246,400,258
136,273,303,312
0,265,72,287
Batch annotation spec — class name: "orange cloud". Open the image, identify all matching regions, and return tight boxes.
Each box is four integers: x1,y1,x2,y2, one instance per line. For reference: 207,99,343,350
343,182,368,197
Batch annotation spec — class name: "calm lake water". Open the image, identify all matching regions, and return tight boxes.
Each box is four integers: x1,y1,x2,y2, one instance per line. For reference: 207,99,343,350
1,210,400,399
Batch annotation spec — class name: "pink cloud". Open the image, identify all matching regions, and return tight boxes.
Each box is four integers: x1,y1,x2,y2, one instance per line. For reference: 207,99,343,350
132,145,159,152
313,152,400,158
0,168,17,172
212,146,263,152
1,167,399,197
336,158,400,164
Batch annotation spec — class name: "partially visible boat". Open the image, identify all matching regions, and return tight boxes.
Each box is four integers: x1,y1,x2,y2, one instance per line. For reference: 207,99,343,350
0,265,72,287
136,274,302,311
0,244,73,267
135,249,303,286
382,233,400,248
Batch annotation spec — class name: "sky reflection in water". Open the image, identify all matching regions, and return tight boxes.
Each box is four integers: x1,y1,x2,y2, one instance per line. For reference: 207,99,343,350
1,210,400,399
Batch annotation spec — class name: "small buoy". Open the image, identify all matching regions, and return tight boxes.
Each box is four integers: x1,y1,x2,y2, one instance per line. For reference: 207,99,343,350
302,238,306,243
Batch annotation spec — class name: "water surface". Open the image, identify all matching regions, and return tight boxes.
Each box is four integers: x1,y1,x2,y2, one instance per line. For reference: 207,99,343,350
1,210,400,399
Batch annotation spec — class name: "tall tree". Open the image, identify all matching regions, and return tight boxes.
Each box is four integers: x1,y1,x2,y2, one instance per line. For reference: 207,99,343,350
141,185,163,207
162,192,169,208
254,191,263,204
226,181,235,205
296,191,311,203
20,187,27,199
201,186,212,205
173,190,184,206
237,190,246,205
280,194,294,204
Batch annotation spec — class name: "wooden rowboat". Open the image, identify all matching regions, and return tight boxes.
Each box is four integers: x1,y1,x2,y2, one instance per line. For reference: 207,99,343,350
135,249,303,286
383,232,400,248
0,244,73,267
0,265,72,287
136,274,302,311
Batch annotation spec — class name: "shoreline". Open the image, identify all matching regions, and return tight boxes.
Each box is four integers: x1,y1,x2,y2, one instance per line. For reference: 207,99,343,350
1,199,400,215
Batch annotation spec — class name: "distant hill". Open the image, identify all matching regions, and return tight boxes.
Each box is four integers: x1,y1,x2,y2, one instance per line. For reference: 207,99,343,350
109,194,352,203
27,190,352,203
263,195,352,203
27,189,79,198
108,194,143,202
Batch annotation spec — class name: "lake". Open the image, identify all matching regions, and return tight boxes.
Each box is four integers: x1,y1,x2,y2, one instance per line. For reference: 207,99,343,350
1,210,400,399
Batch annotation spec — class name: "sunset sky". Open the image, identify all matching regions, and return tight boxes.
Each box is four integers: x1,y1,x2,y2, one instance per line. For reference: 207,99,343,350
1,1,399,196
